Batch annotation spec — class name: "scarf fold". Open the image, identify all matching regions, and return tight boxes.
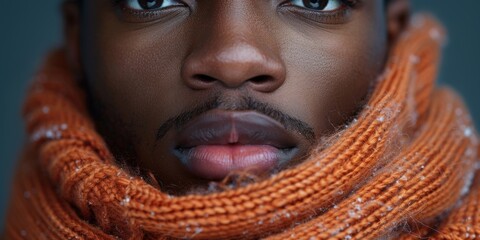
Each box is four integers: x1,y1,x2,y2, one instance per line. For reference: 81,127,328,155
5,15,480,240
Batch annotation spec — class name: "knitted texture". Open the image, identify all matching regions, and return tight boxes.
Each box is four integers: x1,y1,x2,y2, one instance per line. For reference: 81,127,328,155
5,16,480,239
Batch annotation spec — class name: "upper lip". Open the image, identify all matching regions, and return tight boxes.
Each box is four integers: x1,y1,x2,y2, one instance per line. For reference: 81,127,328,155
174,109,299,149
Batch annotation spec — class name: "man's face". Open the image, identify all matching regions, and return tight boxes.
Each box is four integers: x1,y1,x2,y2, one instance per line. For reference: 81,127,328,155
71,0,397,194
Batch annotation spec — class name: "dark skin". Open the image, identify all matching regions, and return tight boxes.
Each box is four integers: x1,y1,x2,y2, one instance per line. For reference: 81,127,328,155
63,0,409,194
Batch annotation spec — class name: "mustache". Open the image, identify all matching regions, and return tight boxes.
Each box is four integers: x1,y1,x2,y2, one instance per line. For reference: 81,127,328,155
155,95,316,143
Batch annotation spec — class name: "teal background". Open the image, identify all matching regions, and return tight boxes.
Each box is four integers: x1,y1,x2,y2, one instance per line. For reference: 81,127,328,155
1,1,479,229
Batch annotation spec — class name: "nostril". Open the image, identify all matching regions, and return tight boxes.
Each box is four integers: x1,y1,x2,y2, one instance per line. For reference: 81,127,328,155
249,75,273,85
193,74,217,83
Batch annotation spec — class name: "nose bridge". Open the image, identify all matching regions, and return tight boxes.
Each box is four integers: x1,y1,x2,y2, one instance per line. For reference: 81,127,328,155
182,1,285,92
200,1,266,55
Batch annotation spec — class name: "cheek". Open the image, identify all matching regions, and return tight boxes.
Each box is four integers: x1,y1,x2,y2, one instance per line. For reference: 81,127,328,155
273,21,386,135
85,24,191,145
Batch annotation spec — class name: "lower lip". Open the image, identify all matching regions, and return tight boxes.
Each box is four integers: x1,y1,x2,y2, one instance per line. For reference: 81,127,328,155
175,145,284,180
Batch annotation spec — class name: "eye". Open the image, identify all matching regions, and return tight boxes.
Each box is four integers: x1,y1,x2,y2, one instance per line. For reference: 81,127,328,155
290,0,344,11
124,0,181,11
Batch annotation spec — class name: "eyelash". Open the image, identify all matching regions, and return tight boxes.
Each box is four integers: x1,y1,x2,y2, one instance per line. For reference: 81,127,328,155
339,0,360,8
112,0,188,22
280,0,361,24
112,0,361,24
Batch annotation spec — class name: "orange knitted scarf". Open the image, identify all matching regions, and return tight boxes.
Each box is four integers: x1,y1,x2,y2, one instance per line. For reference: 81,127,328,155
5,16,480,240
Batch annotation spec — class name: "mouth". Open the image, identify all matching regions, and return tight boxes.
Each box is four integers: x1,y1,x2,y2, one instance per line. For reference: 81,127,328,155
172,109,300,180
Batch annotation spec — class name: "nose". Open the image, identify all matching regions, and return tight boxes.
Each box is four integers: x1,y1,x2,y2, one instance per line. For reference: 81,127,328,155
181,4,286,93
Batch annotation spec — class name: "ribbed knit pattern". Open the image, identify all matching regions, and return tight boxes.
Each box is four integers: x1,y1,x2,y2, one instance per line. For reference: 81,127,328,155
5,16,480,239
